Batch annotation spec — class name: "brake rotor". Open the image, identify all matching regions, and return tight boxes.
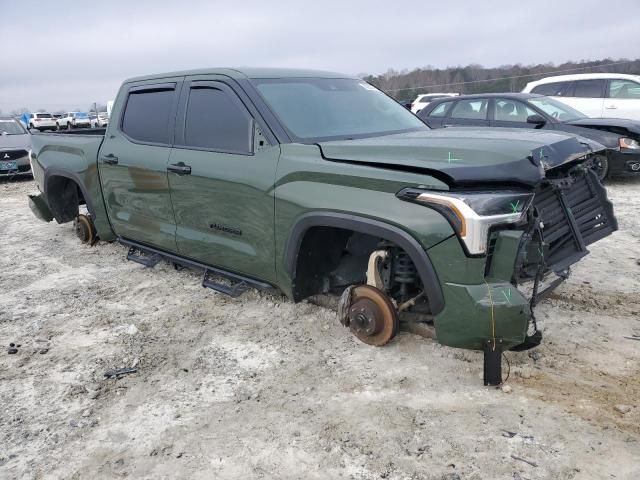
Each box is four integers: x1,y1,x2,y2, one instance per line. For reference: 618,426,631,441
74,214,96,245
346,285,398,346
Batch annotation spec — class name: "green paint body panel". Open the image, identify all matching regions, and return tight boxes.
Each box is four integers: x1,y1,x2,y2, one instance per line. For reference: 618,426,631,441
28,67,599,352
428,236,530,350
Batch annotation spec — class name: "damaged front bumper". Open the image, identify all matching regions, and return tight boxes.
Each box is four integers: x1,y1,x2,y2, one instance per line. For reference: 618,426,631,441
427,166,617,351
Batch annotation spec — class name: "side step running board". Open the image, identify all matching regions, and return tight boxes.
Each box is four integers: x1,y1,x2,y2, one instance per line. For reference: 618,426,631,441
127,246,162,267
119,238,273,297
202,270,250,298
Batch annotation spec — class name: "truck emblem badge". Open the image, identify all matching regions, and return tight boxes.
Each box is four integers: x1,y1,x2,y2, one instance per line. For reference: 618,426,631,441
3,154,9,159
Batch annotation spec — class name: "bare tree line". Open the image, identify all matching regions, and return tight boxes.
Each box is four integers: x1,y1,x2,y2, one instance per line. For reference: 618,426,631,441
363,58,640,101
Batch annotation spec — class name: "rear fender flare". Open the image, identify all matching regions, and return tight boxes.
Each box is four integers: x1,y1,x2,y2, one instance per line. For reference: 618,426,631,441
284,212,445,315
43,168,96,219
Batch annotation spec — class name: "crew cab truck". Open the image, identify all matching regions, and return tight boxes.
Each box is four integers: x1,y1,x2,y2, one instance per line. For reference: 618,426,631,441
28,68,617,377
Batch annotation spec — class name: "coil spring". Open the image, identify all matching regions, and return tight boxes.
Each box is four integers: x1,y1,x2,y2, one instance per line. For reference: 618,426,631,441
394,252,416,284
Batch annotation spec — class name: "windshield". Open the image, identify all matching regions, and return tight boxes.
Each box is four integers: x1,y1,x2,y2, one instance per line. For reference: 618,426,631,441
252,78,427,141
0,119,27,135
529,97,586,122
35,113,52,118
74,112,89,118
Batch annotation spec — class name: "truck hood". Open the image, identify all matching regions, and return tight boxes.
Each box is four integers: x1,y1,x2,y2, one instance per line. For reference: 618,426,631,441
317,128,604,188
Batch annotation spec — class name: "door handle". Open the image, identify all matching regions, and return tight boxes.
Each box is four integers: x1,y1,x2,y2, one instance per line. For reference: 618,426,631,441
605,105,618,109
167,163,192,175
100,154,119,165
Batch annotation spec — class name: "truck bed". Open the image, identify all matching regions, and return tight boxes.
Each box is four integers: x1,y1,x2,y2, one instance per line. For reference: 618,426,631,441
29,129,113,240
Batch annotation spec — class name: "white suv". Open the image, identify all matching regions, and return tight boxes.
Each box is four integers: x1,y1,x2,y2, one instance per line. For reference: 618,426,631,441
411,93,459,114
523,73,640,121
57,112,92,130
27,113,57,131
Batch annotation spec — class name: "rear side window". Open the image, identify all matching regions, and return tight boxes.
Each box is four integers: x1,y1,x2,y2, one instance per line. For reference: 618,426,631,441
531,82,567,96
570,80,605,98
450,99,488,120
427,101,453,117
608,79,640,99
183,86,252,154
122,87,175,144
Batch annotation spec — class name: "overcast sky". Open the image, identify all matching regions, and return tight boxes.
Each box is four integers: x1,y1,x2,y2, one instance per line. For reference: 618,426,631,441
2,0,639,112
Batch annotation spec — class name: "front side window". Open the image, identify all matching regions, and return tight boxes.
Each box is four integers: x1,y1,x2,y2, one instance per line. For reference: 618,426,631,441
252,78,426,141
493,99,537,122
121,87,175,144
529,97,586,122
571,80,605,98
450,99,488,120
608,79,640,99
183,86,253,154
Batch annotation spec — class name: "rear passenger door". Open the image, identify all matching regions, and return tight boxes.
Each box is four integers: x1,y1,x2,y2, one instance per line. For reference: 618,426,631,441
98,78,182,252
445,98,489,127
167,76,280,283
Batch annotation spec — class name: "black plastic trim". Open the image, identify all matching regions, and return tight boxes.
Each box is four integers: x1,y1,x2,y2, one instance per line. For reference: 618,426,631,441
43,167,96,218
284,212,445,315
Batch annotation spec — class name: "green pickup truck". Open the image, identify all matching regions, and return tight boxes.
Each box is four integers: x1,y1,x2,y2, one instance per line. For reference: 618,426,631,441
28,68,617,359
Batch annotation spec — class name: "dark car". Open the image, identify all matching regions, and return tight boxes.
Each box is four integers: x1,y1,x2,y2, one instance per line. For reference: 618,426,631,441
0,117,32,178
418,93,640,180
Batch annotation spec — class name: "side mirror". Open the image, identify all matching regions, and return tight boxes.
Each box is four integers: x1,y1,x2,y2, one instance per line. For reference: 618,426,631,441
526,114,546,128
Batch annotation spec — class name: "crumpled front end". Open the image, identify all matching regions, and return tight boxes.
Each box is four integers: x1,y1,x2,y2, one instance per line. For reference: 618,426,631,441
426,161,618,351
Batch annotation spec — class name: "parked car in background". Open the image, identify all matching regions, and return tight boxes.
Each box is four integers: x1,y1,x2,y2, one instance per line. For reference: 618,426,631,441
0,117,32,177
410,93,459,114
418,93,640,180
21,112,57,131
90,112,109,128
57,112,91,130
522,73,640,121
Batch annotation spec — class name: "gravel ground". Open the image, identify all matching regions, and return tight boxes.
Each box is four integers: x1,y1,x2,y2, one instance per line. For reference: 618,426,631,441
1,177,639,480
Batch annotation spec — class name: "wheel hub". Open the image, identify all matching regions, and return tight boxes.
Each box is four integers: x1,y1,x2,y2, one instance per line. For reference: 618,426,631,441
340,285,399,346
348,298,384,336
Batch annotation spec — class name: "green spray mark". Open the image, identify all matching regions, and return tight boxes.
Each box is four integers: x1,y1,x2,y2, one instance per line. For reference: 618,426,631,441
502,289,512,305
510,200,521,213
447,152,462,164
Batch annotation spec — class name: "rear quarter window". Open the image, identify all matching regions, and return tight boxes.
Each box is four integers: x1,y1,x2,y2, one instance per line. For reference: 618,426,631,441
427,101,452,117
121,87,175,144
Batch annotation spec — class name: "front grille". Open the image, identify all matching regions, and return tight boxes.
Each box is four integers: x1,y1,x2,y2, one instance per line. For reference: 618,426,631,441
0,149,28,161
533,170,617,271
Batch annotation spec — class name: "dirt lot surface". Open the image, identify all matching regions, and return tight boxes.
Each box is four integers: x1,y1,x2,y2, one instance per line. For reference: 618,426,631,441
1,177,639,480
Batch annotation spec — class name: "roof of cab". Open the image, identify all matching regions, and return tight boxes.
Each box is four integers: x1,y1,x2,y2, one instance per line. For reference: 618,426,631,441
124,67,355,84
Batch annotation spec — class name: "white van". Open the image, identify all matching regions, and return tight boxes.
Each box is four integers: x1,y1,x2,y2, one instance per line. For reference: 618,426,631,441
523,73,640,121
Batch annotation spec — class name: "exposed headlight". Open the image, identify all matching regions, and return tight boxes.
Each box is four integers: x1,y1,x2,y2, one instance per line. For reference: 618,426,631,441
619,137,640,149
398,189,534,255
